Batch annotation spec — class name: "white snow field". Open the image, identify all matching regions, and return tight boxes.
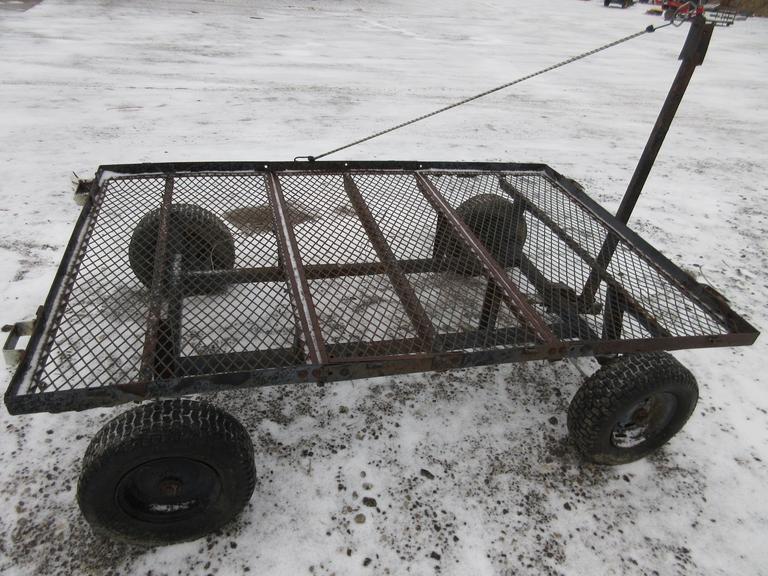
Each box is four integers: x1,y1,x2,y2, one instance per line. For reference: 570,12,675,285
0,0,767,574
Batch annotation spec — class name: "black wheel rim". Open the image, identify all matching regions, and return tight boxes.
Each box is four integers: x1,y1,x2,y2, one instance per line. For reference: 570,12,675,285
611,392,678,449
116,457,221,524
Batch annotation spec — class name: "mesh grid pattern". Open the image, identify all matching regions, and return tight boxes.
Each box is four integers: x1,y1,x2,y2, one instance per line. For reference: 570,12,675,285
353,172,535,350
33,177,163,392
21,166,737,398
169,174,297,375
428,172,729,341
278,173,421,357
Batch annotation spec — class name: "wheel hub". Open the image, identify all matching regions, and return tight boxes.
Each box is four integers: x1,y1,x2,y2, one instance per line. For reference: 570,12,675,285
158,477,183,497
116,457,221,523
611,392,678,449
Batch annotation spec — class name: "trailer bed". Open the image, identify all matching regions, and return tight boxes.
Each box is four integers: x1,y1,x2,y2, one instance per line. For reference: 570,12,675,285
4,161,758,414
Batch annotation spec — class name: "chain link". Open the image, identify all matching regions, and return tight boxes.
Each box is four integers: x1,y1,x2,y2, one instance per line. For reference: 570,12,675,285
307,23,673,161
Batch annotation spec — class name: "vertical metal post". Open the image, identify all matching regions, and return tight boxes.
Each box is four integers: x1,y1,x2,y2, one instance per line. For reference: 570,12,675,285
159,254,184,379
582,15,715,307
478,280,502,331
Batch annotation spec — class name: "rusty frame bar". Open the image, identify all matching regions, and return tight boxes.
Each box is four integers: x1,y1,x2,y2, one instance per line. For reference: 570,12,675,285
545,170,756,337
414,172,560,347
498,176,671,338
16,181,107,396
8,326,757,415
478,196,527,333
5,161,759,416
137,176,175,385
265,172,328,365
343,174,437,351
160,254,184,379
582,16,715,305
515,255,601,341
182,258,450,285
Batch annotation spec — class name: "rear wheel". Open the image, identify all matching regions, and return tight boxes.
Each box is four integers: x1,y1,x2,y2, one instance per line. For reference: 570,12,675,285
567,352,698,464
433,194,527,275
128,203,236,295
77,399,255,545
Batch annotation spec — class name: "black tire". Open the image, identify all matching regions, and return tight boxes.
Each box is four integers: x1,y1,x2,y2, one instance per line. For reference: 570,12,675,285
433,194,527,276
128,204,236,295
77,399,255,546
567,352,698,465
604,0,610,6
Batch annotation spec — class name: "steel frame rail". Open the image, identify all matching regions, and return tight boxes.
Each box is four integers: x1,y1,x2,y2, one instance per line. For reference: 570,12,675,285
3,161,758,415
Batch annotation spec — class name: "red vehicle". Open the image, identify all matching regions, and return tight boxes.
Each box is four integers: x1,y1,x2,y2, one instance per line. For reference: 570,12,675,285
662,0,705,19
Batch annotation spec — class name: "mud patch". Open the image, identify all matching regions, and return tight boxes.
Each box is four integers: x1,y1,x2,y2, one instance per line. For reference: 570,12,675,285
223,204,316,235
0,239,58,283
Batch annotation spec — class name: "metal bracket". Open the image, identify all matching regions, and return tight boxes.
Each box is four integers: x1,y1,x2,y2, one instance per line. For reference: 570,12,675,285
3,307,42,367
73,178,95,206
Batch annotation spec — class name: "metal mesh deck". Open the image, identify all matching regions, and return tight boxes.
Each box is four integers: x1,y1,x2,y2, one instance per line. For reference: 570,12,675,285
5,161,757,414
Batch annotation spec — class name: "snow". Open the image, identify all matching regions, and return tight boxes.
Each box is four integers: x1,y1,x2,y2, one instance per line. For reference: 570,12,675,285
0,0,767,574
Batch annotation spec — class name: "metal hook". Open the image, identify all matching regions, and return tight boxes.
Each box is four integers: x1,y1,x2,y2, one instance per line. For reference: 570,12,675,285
672,2,694,27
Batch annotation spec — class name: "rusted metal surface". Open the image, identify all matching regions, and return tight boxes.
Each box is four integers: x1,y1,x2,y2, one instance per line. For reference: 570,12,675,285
582,16,715,305
266,172,327,365
498,176,670,338
343,174,436,351
137,176,175,388
183,258,449,285
414,172,560,347
3,161,758,415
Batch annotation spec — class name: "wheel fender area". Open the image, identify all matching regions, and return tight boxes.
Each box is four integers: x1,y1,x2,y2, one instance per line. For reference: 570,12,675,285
433,193,528,273
77,399,255,546
127,203,236,295
567,352,699,465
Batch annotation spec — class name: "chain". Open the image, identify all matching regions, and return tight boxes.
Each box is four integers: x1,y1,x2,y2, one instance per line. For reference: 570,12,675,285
300,22,673,162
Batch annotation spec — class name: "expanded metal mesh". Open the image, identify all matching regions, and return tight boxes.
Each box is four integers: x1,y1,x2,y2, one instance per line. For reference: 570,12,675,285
427,172,727,341
705,8,736,27
278,173,419,359
33,176,159,393
352,172,535,350
23,166,735,397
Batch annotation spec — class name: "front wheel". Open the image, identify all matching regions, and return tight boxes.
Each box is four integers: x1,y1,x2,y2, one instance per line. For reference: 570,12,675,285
432,194,527,276
77,399,255,545
567,352,698,465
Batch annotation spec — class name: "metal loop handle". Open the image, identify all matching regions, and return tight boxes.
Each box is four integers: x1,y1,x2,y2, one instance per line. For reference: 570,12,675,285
673,2,694,27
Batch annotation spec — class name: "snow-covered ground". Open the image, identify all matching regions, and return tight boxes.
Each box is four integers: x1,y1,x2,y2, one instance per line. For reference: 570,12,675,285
0,0,766,574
